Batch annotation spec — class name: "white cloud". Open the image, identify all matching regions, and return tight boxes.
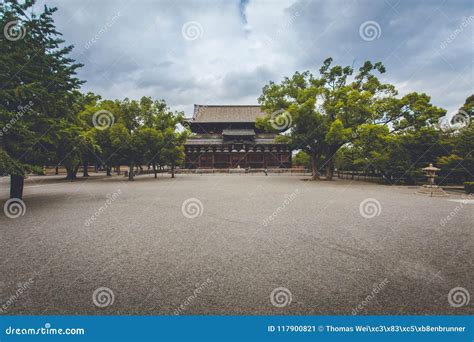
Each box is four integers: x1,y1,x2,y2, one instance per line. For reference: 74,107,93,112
34,0,473,117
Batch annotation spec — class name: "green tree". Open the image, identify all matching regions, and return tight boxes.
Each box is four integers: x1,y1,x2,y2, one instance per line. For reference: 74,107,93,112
160,129,183,178
259,58,447,183
0,0,83,197
317,59,393,179
292,151,311,169
258,58,392,180
91,97,187,181
135,127,163,178
79,97,121,176
257,70,326,179
450,94,473,127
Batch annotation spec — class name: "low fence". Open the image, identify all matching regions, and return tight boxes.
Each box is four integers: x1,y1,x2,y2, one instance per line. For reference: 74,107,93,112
44,166,97,176
337,170,428,185
123,168,170,177
176,168,311,175
42,166,311,177
337,171,386,184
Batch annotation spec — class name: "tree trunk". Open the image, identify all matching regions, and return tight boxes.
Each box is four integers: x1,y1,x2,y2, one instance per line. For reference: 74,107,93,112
66,166,76,181
10,175,24,199
55,166,59,175
117,165,121,175
65,164,80,181
106,166,112,176
128,164,134,181
153,164,157,178
311,155,320,180
74,164,80,177
83,161,89,177
171,162,175,178
326,158,334,180
325,145,337,180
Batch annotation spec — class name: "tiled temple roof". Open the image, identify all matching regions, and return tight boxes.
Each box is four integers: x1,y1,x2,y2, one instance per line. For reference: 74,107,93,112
190,105,267,123
222,129,256,136
184,135,285,145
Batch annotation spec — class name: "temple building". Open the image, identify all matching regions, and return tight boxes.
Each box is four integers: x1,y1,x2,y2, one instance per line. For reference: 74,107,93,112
184,105,291,169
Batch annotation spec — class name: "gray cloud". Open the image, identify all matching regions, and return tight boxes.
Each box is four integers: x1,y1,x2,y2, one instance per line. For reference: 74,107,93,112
34,0,473,117
220,66,275,99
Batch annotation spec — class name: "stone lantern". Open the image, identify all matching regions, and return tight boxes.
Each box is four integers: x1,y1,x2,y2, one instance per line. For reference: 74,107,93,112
423,164,439,185
417,163,448,197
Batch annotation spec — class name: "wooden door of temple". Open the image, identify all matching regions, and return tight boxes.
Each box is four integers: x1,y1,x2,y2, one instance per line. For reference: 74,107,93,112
231,155,245,168
199,154,213,168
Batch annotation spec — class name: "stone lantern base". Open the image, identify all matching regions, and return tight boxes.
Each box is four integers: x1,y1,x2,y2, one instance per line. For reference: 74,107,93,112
417,184,448,197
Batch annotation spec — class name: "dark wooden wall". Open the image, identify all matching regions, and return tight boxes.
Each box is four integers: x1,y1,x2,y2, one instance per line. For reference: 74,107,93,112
185,151,291,169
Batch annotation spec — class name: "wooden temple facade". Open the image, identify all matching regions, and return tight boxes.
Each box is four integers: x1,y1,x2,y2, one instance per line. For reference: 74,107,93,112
184,105,291,169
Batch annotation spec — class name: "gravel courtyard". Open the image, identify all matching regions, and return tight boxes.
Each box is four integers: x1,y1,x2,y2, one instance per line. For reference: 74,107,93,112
0,174,472,315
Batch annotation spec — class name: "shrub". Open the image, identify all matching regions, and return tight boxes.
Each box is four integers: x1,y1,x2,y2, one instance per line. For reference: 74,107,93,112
464,182,474,194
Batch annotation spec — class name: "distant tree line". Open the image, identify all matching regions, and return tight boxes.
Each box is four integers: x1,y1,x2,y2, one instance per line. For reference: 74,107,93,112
334,95,473,185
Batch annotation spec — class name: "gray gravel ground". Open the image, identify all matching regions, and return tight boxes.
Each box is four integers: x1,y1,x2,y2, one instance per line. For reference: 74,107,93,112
0,173,472,315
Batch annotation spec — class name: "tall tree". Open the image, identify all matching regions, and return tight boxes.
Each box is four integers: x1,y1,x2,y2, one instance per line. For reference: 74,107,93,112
258,59,392,180
259,58,446,181
0,0,83,197
79,97,121,176
257,70,326,179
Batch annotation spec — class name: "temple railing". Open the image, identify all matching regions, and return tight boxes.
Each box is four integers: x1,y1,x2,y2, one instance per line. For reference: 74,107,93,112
176,168,311,175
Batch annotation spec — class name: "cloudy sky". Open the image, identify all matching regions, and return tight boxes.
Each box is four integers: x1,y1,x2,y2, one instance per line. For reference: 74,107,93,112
33,0,473,118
